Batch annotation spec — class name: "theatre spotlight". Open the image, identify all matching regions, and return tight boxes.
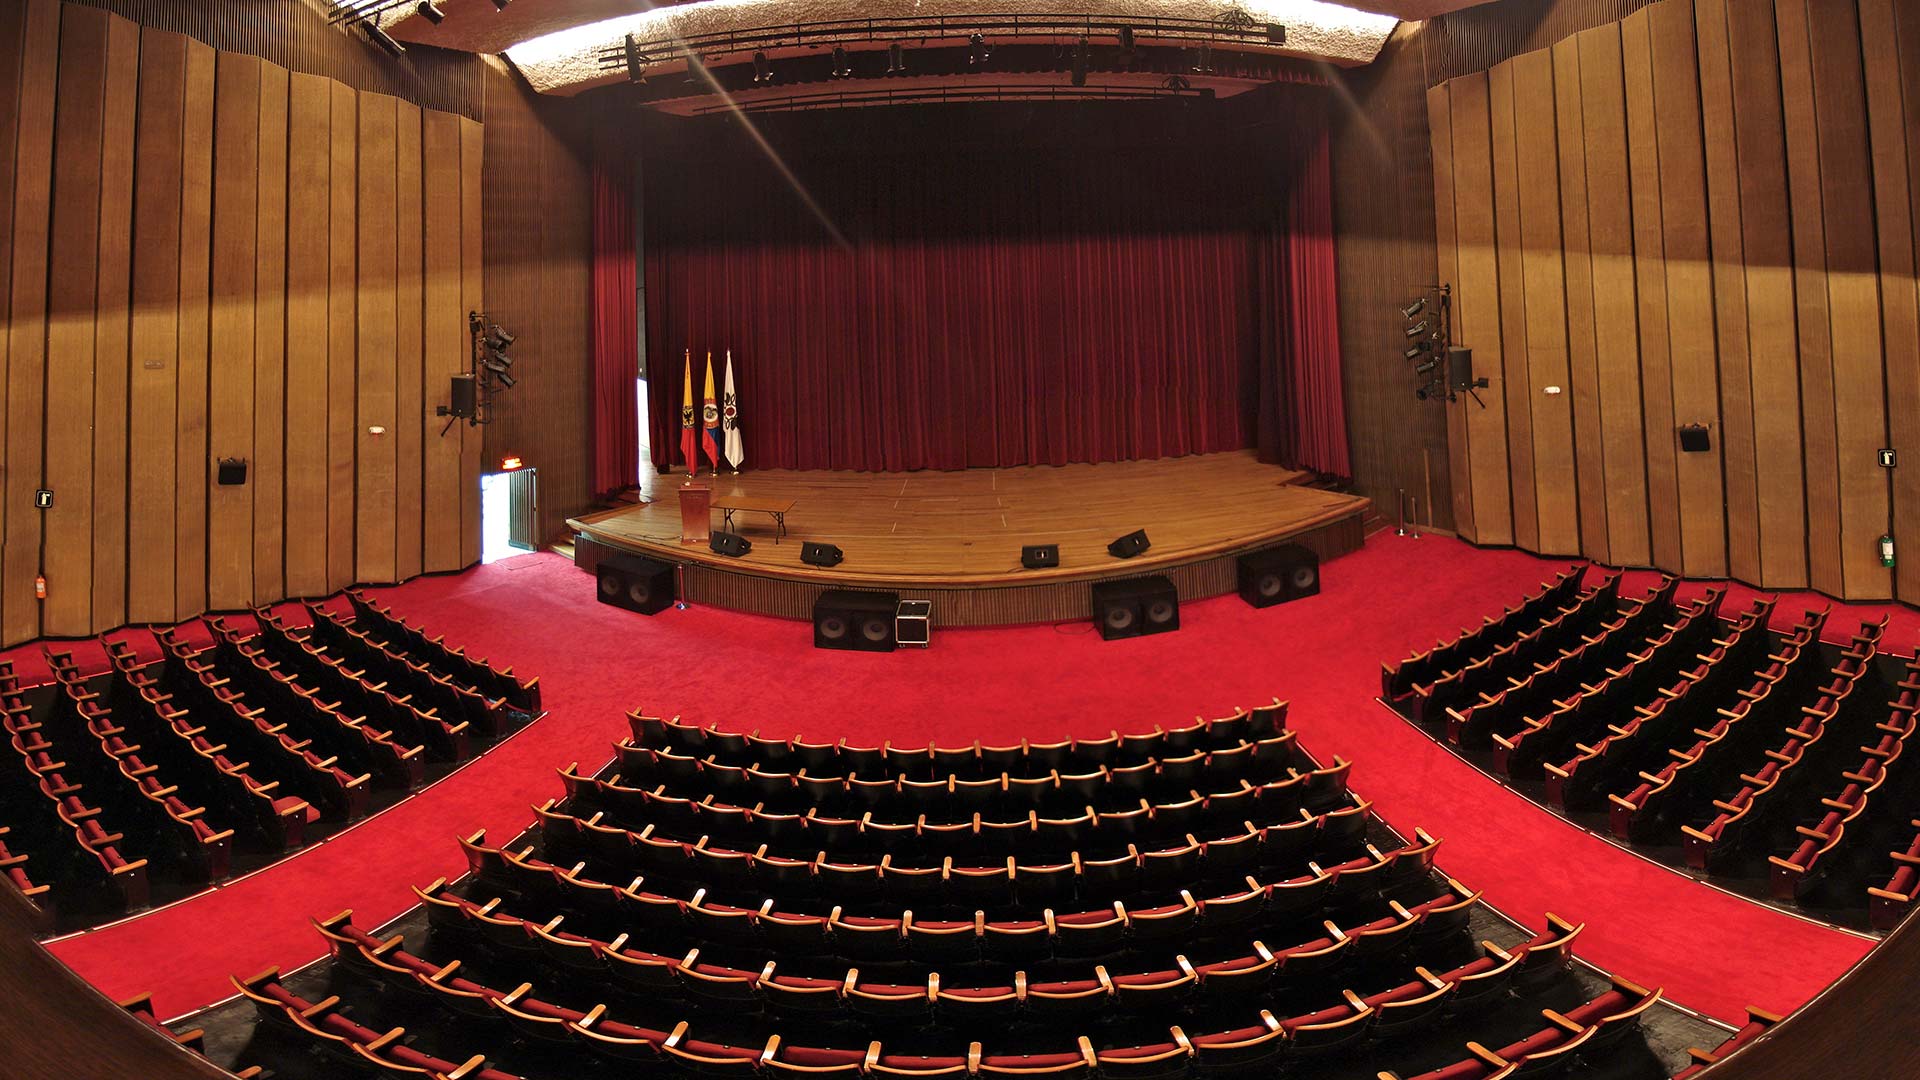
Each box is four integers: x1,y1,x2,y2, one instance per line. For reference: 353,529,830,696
1403,343,1426,360
494,371,517,389
1415,358,1439,375
1404,321,1429,339
1070,37,1089,86
1402,297,1427,320
968,33,992,65
624,33,646,82
1193,42,1215,74
486,325,515,349
752,51,773,83
831,46,853,77
415,1,447,24
887,42,907,73
484,353,513,374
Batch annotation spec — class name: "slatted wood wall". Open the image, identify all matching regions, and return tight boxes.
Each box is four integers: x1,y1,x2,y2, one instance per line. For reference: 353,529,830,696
1429,0,1920,603
0,0,483,647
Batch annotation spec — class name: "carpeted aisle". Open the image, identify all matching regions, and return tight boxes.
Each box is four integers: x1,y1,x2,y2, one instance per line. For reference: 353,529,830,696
40,535,1898,1023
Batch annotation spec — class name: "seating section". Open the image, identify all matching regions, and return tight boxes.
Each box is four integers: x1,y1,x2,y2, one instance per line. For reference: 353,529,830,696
211,703,1704,1080
0,594,539,931
1385,569,1920,928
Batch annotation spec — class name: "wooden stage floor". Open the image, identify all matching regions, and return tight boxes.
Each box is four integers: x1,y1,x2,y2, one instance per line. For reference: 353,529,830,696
568,451,1370,625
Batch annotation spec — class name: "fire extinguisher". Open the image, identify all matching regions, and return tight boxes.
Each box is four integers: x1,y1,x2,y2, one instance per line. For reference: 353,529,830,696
1881,534,1897,568
34,573,46,600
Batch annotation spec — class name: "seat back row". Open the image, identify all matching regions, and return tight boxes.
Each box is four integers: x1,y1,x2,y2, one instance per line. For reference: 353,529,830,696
1381,567,1585,702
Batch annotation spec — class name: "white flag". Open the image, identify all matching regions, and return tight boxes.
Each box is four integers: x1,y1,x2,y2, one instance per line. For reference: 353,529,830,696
722,350,745,470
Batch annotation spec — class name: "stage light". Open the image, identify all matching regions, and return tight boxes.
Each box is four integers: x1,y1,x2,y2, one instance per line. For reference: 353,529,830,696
624,33,646,82
968,33,991,66
493,371,517,389
484,351,513,373
887,41,906,73
362,23,405,56
1415,358,1439,375
831,46,852,77
1404,321,1428,339
1193,42,1214,74
1403,344,1425,360
752,50,773,83
490,0,512,11
415,1,447,24
1402,297,1426,320
487,325,515,349
1070,37,1089,86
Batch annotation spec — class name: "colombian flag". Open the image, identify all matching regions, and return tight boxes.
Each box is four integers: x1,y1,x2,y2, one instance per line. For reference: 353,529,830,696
679,350,698,476
702,351,722,469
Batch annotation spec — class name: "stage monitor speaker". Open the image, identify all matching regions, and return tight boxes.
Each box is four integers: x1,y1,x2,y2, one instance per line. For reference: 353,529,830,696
802,541,844,568
1446,347,1475,391
1107,529,1151,559
710,531,752,557
814,589,899,652
1237,544,1320,608
449,374,477,419
1090,575,1178,641
1021,544,1060,570
596,553,675,615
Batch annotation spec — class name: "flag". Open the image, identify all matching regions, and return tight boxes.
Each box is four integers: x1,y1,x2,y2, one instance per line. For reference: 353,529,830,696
701,351,722,469
679,350,698,476
722,350,744,470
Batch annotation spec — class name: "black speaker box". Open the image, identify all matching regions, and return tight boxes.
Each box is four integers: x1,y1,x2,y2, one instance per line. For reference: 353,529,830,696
1237,544,1321,609
1107,529,1151,559
710,531,752,557
596,553,675,615
216,458,249,486
814,590,899,652
1446,347,1475,391
1678,424,1712,452
1090,575,1179,641
1021,544,1060,569
449,374,477,419
802,541,844,568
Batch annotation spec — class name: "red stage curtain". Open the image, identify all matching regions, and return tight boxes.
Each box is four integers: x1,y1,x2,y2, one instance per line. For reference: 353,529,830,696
636,95,1349,476
590,162,639,493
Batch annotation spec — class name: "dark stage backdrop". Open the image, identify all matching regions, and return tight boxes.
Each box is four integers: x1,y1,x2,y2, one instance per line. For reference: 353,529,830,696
625,89,1347,475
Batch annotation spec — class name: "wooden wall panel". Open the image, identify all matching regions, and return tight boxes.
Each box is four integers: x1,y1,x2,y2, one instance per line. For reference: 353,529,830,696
1776,0,1843,597
1446,73,1515,545
1553,36,1610,562
0,3,23,647
327,81,356,592
1621,8,1680,573
207,51,259,611
460,116,484,569
42,2,108,635
1487,60,1536,551
127,27,183,623
355,93,398,584
175,36,212,620
283,72,329,597
1513,48,1579,555
1578,23,1650,567
1694,0,1758,584
253,61,287,606
1807,0,1890,599
1,0,56,646
422,110,464,574
90,12,136,631
1429,86,1474,540
1728,0,1806,587
394,101,424,583
1649,0,1725,578
1887,1,1920,605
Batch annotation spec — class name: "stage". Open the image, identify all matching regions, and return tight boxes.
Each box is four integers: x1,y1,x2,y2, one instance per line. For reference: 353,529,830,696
567,450,1371,627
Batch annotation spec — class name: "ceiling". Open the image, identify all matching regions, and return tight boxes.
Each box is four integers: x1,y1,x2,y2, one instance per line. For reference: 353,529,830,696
363,1,1499,96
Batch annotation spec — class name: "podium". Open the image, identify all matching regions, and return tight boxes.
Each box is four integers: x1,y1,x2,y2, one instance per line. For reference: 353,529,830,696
678,483,711,545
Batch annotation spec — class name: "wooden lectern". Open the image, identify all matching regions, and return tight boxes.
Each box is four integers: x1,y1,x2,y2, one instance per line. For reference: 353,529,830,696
678,483,711,545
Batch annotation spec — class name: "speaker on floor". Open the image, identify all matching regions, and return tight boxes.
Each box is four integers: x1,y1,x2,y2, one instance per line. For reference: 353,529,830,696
801,541,844,568
1237,544,1320,608
1021,544,1060,570
814,589,900,652
1107,529,1151,559
710,531,752,557
596,553,675,615
1090,575,1178,641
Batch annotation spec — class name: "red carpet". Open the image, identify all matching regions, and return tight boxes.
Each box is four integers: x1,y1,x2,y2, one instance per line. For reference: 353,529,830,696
30,535,1903,1024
